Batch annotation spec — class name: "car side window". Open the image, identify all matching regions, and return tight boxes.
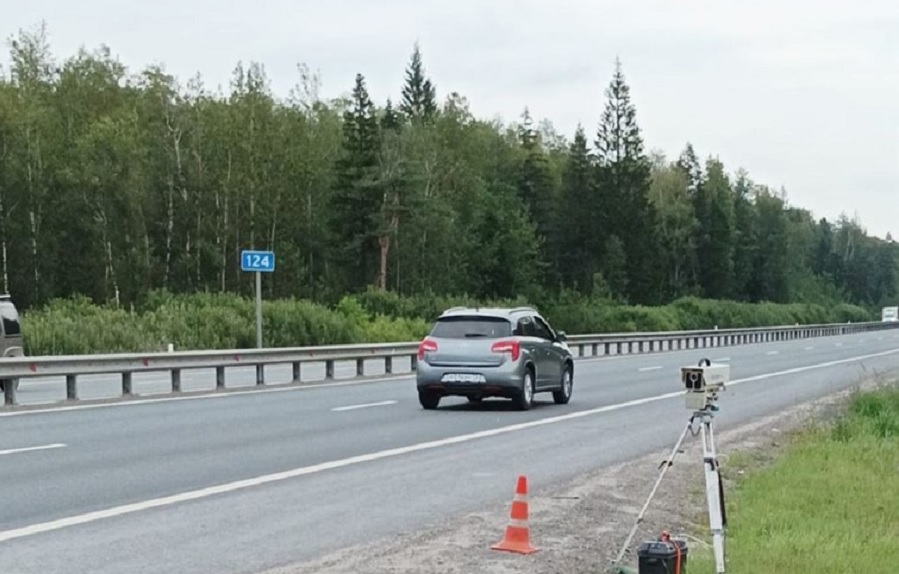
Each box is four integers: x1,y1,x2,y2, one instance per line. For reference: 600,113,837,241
515,316,536,337
0,303,20,337
531,316,554,341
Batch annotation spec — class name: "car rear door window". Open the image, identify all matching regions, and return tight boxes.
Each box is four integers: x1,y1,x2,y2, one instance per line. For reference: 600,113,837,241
514,316,537,337
531,316,554,340
430,316,512,339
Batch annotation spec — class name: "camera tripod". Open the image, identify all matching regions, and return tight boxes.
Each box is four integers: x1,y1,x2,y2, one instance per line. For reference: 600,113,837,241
610,402,728,573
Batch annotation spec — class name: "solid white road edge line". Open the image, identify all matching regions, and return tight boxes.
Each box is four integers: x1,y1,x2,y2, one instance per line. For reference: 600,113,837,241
331,400,397,412
0,443,66,457
638,366,663,372
0,347,897,544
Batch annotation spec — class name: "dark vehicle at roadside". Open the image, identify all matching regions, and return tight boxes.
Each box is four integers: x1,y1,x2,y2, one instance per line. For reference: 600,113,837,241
0,294,24,394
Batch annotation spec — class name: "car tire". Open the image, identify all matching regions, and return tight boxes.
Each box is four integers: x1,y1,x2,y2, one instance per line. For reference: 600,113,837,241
513,368,535,411
553,365,573,405
418,389,440,410
0,379,16,393
467,396,482,403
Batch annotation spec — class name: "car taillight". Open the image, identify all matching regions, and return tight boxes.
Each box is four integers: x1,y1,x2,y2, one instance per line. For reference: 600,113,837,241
418,338,438,361
491,339,520,361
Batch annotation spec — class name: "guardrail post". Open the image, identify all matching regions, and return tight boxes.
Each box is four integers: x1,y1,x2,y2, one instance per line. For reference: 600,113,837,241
325,360,335,380
384,356,393,374
66,374,77,400
4,380,17,406
616,342,622,355
216,367,226,389
171,369,181,393
292,362,301,382
591,343,598,356
355,359,364,377
410,354,418,371
638,341,644,353
122,372,133,396
256,365,264,386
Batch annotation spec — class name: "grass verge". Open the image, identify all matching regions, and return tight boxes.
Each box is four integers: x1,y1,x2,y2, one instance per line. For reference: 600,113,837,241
688,385,899,573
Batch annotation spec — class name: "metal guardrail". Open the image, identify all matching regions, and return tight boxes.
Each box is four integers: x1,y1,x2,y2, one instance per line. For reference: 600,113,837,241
2,320,898,407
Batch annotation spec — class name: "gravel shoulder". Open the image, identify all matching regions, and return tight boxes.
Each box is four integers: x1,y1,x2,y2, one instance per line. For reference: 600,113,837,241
259,376,895,574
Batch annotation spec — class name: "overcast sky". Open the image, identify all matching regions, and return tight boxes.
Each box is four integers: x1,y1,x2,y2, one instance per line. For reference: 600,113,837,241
3,0,897,239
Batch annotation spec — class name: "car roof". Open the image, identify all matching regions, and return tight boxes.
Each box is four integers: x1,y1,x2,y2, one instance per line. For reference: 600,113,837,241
437,306,539,320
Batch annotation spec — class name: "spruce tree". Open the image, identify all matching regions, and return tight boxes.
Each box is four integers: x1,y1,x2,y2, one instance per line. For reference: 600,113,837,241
400,42,437,122
517,108,556,276
381,98,402,132
676,142,703,195
558,124,599,292
731,169,757,299
594,58,661,304
693,157,735,298
329,73,383,291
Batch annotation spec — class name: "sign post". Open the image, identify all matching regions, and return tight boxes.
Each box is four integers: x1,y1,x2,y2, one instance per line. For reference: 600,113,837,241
240,249,276,348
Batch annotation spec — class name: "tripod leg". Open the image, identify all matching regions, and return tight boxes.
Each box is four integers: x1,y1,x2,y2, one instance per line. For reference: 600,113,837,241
701,420,727,573
611,419,694,567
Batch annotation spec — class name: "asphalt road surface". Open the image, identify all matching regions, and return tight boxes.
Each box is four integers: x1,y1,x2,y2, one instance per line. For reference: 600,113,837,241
0,330,897,574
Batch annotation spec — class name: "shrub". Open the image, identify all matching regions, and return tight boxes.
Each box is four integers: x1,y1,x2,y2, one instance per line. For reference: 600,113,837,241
18,289,878,355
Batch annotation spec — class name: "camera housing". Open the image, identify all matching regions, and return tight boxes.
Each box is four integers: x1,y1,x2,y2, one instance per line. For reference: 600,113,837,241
681,359,730,410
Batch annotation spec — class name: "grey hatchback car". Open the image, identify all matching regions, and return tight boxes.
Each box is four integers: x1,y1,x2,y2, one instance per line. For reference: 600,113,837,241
415,306,574,410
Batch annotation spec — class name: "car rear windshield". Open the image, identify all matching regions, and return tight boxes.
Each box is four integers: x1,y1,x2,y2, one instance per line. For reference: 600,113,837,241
430,316,512,339
0,303,20,336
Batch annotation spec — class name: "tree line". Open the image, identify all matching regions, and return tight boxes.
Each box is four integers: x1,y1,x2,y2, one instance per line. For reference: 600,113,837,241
1,24,896,314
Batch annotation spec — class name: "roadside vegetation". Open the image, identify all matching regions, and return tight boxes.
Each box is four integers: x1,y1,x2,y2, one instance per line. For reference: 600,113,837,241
690,385,899,573
3,24,897,355
21,290,874,355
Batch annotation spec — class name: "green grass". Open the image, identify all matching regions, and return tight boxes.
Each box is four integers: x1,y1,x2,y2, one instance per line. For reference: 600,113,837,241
689,386,899,573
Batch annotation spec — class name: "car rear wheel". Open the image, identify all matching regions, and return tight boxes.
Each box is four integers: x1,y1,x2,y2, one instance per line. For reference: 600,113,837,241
553,366,573,405
513,369,534,411
418,389,440,410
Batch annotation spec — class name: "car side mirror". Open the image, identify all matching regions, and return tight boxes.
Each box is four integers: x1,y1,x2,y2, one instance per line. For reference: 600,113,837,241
556,330,567,342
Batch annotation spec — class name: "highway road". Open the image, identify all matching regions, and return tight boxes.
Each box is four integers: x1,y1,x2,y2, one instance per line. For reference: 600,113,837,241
0,330,897,574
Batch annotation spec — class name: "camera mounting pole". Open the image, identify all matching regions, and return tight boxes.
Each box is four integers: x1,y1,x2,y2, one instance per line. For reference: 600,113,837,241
609,358,729,574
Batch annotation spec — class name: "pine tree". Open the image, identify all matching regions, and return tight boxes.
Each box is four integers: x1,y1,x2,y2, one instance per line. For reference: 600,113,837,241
594,58,661,304
400,42,437,122
329,73,383,291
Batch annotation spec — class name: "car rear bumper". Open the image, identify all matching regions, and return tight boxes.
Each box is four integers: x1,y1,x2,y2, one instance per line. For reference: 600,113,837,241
416,362,523,395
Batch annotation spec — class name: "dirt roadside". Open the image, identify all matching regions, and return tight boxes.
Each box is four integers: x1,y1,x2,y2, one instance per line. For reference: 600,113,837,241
260,375,895,574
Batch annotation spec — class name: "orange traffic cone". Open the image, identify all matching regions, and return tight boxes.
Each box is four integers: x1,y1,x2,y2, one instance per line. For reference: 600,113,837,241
491,475,538,555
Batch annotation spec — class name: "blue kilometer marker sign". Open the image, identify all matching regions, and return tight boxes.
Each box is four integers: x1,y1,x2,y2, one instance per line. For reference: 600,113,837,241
241,250,275,272
240,250,275,349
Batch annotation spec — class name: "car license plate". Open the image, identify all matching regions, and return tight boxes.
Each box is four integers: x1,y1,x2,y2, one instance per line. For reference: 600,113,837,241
441,373,487,384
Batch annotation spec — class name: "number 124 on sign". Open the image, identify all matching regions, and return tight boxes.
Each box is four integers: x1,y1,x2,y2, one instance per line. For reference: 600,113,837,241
241,250,275,272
